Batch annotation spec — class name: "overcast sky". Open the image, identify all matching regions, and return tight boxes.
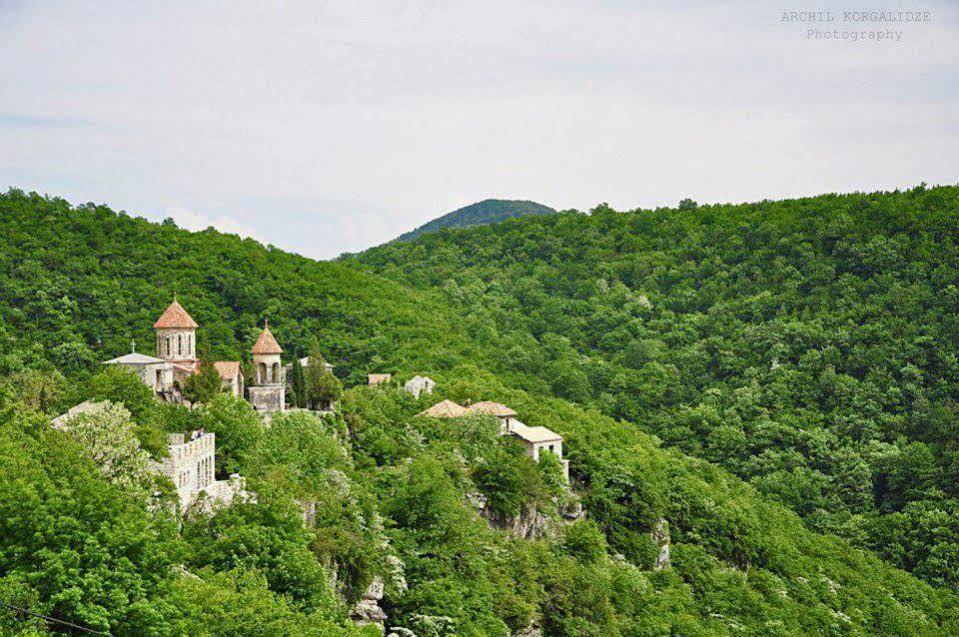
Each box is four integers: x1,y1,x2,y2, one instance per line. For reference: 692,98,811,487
2,1,957,259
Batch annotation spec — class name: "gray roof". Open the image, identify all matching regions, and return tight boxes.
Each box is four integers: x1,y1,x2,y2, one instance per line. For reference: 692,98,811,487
511,422,563,444
51,399,101,429
103,352,168,365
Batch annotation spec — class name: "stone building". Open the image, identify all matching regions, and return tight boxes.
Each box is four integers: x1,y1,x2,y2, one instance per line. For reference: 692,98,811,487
153,298,199,378
105,298,255,401
213,361,244,398
368,373,392,387
509,423,569,481
103,347,175,396
404,375,436,398
163,431,216,508
421,399,569,481
287,356,334,375
51,404,245,512
247,320,285,413
466,401,520,434
150,298,244,398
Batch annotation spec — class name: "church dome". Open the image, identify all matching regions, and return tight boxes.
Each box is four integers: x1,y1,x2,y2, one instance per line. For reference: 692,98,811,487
153,298,199,329
252,322,283,355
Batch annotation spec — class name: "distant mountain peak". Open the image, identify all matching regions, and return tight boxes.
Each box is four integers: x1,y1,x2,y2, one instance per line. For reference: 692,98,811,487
395,199,556,242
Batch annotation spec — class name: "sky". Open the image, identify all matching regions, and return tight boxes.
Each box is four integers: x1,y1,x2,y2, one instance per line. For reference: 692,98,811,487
2,1,957,259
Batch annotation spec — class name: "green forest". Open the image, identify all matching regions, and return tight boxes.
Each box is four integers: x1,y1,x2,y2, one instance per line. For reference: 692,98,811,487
2,185,959,635
353,184,959,590
392,199,557,243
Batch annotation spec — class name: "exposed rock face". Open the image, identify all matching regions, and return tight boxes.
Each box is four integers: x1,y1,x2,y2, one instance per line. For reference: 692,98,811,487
652,518,670,570
559,498,584,521
472,491,584,540
352,576,387,634
498,507,553,540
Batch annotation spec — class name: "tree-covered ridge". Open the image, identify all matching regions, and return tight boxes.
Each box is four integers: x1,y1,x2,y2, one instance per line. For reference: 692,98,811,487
4,367,958,635
2,187,959,634
393,199,557,243
354,184,959,588
0,189,481,385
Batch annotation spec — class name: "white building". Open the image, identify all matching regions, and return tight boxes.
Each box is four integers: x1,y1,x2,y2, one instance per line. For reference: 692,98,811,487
163,431,216,509
103,351,175,395
421,399,569,481
368,373,392,387
404,375,436,398
288,356,334,374
509,422,569,481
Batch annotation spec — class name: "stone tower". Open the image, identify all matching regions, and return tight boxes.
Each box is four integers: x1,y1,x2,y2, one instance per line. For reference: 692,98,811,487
248,320,285,412
153,297,198,363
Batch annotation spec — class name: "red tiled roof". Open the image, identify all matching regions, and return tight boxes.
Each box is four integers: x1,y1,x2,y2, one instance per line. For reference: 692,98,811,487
416,399,469,418
172,361,197,373
153,299,198,329
252,323,283,355
213,361,242,380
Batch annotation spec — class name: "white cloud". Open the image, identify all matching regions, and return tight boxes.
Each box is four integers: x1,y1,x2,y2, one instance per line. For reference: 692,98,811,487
165,206,260,242
1,0,957,258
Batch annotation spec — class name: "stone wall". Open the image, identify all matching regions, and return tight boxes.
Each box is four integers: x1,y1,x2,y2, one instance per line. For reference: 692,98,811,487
161,432,215,508
155,328,196,361
248,385,285,412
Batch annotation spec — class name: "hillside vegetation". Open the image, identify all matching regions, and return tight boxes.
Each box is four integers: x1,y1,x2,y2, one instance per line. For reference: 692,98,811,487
1,187,958,635
393,199,556,242
355,184,959,589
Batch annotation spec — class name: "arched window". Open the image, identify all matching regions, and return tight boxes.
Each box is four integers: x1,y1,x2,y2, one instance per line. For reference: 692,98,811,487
258,362,267,384
271,362,280,383
166,336,171,356
177,334,182,356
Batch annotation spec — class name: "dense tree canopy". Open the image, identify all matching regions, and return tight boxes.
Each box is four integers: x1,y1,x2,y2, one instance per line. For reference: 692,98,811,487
3,186,959,634
357,184,959,588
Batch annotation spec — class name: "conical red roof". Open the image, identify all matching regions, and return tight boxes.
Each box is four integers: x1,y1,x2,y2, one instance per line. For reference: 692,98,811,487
153,299,198,329
252,322,283,355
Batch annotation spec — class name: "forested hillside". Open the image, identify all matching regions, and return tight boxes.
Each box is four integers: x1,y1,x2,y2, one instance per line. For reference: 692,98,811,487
2,187,958,635
393,199,556,243
355,184,959,589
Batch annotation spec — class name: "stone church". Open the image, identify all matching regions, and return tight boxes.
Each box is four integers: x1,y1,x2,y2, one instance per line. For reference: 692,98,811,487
104,297,284,412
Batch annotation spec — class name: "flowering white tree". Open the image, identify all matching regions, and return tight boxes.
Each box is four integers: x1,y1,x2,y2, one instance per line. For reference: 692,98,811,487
58,400,159,499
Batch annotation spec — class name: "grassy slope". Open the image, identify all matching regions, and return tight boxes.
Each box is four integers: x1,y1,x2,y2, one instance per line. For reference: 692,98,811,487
0,187,956,633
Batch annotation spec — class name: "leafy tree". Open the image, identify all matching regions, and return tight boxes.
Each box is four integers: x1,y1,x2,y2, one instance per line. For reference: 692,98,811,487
166,567,359,636
472,439,544,519
56,400,165,501
88,365,156,421
290,355,307,408
197,393,263,474
306,338,342,409
0,412,180,634
563,520,608,564
181,359,224,405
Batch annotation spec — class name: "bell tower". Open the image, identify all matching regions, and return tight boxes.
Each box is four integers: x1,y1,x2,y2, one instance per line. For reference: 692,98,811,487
248,319,285,412
153,296,198,363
